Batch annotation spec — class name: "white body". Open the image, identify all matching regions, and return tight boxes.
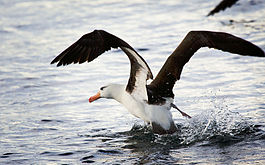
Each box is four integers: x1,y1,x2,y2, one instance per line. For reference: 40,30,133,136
103,84,175,131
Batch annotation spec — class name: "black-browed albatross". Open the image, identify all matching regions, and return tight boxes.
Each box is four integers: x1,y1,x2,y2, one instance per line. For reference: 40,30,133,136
51,30,265,134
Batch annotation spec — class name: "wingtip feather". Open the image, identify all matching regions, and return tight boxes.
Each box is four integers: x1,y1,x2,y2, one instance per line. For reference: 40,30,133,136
50,58,58,65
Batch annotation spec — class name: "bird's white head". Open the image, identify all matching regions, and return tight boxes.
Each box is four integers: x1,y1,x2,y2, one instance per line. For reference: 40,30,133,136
88,84,124,103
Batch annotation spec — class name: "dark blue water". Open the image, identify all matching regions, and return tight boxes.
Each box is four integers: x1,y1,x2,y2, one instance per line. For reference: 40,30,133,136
1,0,265,164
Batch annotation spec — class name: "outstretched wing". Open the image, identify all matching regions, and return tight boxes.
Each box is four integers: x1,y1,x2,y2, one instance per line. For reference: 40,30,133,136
207,0,239,16
147,31,265,102
51,30,153,100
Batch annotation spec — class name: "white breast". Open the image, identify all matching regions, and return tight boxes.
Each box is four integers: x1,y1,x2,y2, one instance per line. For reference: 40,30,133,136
145,98,174,130
120,91,174,130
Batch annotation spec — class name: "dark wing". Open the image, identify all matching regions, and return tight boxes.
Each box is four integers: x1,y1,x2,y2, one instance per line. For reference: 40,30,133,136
51,30,153,99
207,0,239,16
147,31,265,102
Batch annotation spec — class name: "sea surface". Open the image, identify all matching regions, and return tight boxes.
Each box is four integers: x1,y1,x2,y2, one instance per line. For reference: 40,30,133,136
0,0,265,164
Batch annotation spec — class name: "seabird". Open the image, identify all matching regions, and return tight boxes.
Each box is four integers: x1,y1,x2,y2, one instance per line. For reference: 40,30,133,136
51,30,264,134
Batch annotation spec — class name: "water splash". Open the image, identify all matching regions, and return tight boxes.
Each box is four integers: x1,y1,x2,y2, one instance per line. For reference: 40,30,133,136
179,95,258,145
120,93,260,148
76,103,262,164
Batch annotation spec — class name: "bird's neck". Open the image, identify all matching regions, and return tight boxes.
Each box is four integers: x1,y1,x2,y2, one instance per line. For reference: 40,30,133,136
108,84,126,103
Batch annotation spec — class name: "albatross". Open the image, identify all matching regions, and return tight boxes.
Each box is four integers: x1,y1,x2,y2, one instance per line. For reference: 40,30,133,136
51,30,265,134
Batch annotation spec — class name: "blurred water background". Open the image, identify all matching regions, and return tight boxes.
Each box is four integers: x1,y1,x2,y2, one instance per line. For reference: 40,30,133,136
0,0,265,164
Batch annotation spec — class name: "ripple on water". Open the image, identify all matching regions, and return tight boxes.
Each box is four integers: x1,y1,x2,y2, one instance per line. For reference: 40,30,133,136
80,155,95,163
40,119,64,123
0,153,17,158
57,152,74,156
97,149,122,154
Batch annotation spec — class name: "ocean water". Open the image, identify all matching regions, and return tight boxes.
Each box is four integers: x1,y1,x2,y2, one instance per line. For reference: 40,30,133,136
0,0,265,164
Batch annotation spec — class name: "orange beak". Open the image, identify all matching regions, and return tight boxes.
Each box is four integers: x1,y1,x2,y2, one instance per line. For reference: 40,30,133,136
89,92,101,103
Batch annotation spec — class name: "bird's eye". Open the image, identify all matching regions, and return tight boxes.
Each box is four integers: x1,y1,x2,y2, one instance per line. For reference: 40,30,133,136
100,86,106,90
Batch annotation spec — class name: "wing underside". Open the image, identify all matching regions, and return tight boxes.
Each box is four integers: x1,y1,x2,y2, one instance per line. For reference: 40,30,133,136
51,30,153,101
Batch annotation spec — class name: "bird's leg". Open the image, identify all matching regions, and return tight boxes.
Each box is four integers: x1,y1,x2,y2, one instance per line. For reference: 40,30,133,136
170,103,192,118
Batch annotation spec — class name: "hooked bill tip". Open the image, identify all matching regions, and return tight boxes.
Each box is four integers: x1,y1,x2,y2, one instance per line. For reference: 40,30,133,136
88,97,92,103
